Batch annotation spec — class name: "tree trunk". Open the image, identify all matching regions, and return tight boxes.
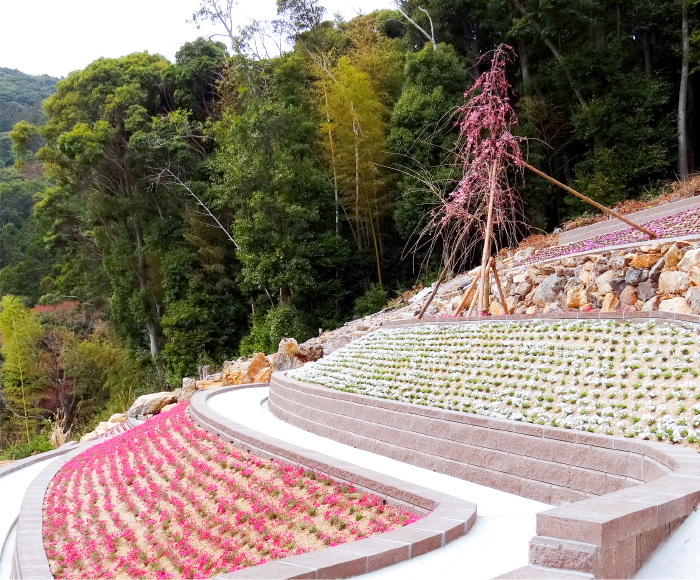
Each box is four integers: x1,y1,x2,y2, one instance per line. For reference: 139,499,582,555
511,0,587,107
517,40,534,95
643,30,653,78
352,113,363,251
134,225,160,356
323,86,340,235
679,2,690,180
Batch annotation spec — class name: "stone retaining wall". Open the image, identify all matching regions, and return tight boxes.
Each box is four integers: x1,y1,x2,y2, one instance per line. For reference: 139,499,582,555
268,319,700,578
188,385,476,579
494,240,700,317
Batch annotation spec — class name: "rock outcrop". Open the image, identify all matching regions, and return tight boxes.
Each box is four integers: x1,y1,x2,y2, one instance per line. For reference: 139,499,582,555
128,392,178,419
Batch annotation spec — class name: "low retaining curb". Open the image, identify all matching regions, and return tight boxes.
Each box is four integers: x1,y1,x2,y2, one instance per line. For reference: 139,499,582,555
0,442,78,481
383,309,700,328
189,384,477,579
269,316,700,579
11,440,102,579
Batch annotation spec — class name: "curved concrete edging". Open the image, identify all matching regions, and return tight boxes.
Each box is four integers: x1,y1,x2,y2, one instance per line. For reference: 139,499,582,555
189,384,477,580
0,445,79,580
11,440,103,580
0,443,78,481
269,318,700,579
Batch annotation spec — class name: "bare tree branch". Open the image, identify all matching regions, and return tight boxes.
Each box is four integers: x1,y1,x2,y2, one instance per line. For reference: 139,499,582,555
398,6,436,51
155,169,239,249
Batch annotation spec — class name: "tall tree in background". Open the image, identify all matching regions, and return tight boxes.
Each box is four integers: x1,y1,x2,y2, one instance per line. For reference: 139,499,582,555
214,53,345,339
36,44,228,360
311,14,403,288
315,57,389,287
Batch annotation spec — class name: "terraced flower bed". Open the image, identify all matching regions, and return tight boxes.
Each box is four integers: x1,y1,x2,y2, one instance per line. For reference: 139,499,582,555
43,402,419,579
290,321,700,447
521,205,700,265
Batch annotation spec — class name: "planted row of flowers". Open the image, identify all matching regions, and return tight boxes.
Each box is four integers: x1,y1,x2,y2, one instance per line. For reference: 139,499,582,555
43,402,419,579
520,206,700,265
290,321,700,447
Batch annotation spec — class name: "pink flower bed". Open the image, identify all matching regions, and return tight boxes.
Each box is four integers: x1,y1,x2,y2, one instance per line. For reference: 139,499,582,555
521,206,700,265
43,402,420,579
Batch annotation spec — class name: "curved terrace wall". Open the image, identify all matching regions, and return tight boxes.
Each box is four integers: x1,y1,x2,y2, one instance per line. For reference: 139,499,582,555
268,317,700,579
13,386,476,580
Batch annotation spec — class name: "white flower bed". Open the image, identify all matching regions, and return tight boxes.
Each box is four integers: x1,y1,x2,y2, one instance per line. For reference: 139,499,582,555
289,321,700,447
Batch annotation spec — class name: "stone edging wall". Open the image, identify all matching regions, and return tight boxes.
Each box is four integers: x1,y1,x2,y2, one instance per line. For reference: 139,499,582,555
268,317,700,579
0,442,78,481
188,384,476,580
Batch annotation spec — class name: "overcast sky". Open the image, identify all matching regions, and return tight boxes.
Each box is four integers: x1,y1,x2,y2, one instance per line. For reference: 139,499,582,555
2,0,395,78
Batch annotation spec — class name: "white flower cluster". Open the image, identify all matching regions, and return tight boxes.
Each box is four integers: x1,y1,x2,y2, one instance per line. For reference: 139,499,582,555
289,321,700,446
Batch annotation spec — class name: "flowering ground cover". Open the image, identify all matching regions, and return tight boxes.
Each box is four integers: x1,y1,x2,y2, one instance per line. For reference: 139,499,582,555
291,321,700,448
520,206,700,265
43,402,419,579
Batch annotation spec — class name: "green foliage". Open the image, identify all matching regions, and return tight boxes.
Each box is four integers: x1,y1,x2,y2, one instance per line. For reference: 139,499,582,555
389,43,464,259
69,337,169,436
353,286,389,318
0,432,52,461
240,305,312,356
1,3,699,447
569,73,674,210
0,296,44,444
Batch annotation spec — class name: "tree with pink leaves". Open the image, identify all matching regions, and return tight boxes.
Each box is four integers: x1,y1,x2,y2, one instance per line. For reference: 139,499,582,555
418,45,523,318
417,44,653,319
447,44,523,314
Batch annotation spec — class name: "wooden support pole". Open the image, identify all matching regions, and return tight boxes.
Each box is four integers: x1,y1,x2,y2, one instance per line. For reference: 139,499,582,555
417,226,472,319
491,258,509,315
478,165,498,314
515,157,657,239
466,280,480,317
453,267,481,317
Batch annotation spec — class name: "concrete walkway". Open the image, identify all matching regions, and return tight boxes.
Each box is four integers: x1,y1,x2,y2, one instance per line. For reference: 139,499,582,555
0,456,60,580
209,386,550,579
635,505,700,579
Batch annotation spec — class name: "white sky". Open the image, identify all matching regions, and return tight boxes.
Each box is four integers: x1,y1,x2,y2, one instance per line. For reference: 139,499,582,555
1,0,396,78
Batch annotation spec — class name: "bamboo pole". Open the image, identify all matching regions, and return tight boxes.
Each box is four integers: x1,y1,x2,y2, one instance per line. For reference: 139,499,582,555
417,226,472,319
491,258,509,315
514,157,657,239
453,267,481,317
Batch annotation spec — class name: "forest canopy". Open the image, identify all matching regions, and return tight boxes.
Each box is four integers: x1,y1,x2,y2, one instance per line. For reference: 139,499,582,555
2,0,700,455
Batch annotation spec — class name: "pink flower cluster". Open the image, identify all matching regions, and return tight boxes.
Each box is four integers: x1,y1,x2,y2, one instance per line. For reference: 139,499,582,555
522,206,700,265
43,402,420,579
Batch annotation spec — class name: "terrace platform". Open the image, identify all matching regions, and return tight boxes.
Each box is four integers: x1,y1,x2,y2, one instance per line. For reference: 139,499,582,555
558,196,700,247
